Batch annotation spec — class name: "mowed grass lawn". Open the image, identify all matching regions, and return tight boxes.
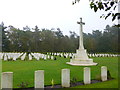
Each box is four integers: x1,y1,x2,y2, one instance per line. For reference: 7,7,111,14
2,56,118,88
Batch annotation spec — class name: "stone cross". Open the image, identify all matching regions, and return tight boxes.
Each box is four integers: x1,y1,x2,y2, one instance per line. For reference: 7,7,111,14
77,18,85,49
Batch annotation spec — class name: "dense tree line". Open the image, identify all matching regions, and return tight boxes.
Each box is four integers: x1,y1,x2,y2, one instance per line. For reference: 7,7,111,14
0,22,119,53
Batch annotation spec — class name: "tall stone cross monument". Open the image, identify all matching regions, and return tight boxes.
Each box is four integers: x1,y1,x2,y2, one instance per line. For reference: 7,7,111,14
67,18,97,66
77,18,85,50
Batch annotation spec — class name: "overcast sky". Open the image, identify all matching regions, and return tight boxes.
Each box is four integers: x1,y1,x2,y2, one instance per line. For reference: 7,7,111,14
0,0,118,35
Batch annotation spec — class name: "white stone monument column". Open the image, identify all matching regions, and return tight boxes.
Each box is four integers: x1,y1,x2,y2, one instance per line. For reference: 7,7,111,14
101,66,107,81
61,69,70,87
78,18,85,49
66,17,97,66
84,67,91,84
1,72,13,89
35,70,44,88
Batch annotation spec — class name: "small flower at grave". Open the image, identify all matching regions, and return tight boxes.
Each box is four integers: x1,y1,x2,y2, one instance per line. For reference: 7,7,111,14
51,79,54,88
17,81,29,88
70,77,78,84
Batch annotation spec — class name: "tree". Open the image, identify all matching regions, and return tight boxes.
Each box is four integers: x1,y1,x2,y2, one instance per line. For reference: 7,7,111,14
40,29,56,52
72,0,120,27
1,22,118,53
0,22,10,52
23,26,31,31
32,25,41,52
89,0,120,22
69,31,79,52
54,28,64,52
103,25,118,53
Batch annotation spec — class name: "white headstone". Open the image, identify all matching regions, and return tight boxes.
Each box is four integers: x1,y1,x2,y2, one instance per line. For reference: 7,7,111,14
61,53,63,57
4,54,7,61
101,66,107,81
21,53,26,60
13,56,17,61
47,55,50,59
0,53,3,60
84,67,91,84
51,56,54,60
61,69,70,87
1,72,13,89
7,53,11,59
28,54,32,60
44,55,47,60
33,53,39,60
35,70,44,88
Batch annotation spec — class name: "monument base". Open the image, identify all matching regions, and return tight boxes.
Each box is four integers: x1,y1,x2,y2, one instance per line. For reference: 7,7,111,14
66,49,98,66
66,61,98,66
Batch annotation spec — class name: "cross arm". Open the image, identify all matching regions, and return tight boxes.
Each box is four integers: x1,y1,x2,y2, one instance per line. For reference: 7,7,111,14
77,22,85,25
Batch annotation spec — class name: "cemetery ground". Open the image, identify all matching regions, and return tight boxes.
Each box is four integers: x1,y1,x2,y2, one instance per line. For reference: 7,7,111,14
2,56,118,88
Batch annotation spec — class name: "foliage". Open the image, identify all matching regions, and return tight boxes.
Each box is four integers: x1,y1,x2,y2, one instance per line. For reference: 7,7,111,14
89,0,120,21
0,22,10,51
72,0,120,25
1,22,119,53
17,81,29,88
107,70,113,79
70,77,78,84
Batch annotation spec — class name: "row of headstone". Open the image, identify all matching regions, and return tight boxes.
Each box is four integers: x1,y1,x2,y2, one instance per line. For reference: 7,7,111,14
1,52,119,61
0,52,23,61
0,52,55,61
48,52,119,58
31,53,54,61
1,66,108,89
47,52,74,58
88,53,119,57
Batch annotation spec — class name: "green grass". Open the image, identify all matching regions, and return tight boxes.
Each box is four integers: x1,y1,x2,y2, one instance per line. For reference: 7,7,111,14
0,59,2,89
72,79,118,88
2,57,118,88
